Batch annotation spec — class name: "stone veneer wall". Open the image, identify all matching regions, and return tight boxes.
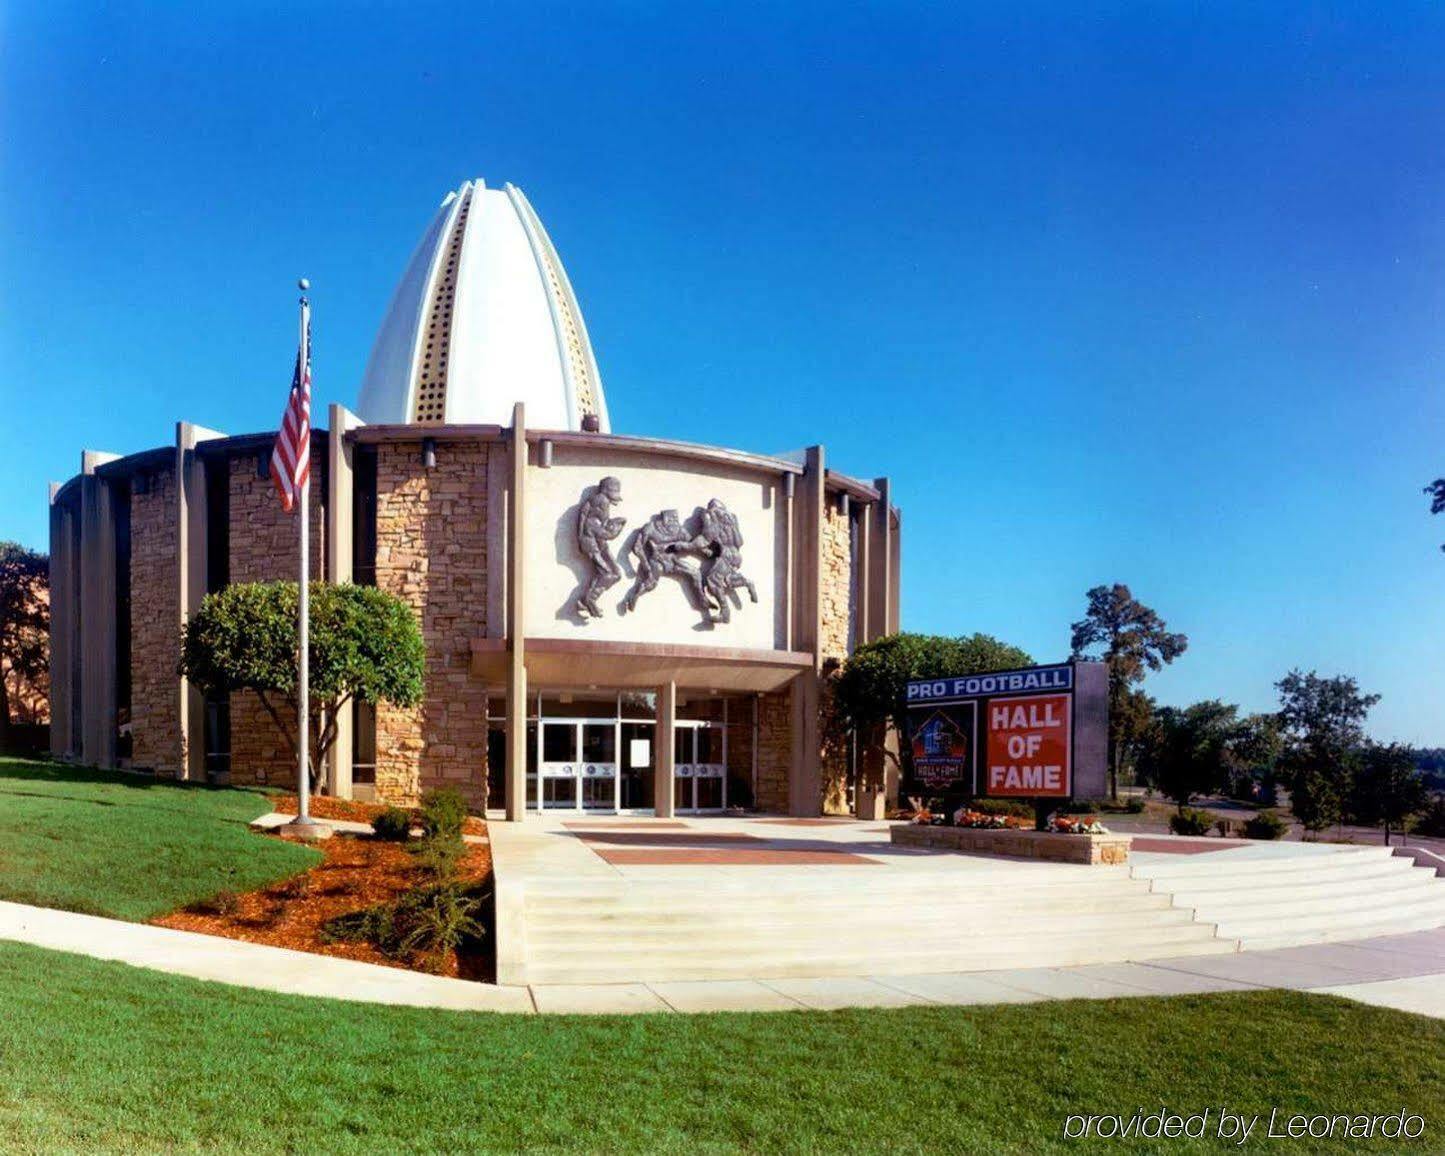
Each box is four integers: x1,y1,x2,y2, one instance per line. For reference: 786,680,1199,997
754,687,792,813
818,501,855,813
372,440,490,808
226,456,325,788
818,501,854,662
128,465,182,775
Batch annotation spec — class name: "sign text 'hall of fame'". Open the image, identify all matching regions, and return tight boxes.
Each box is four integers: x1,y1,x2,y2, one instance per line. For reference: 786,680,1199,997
985,693,1071,797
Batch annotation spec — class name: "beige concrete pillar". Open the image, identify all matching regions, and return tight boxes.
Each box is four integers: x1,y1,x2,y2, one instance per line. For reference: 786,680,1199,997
787,446,825,816
324,405,358,798
78,451,120,768
654,680,676,818
504,403,528,822
48,487,78,760
177,422,225,780
868,477,894,642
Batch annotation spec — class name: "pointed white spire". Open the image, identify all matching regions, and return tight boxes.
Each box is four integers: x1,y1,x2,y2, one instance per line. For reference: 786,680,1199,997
356,179,609,431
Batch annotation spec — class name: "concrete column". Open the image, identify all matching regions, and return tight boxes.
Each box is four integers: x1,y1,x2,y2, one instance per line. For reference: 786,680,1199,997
868,477,893,642
888,506,901,635
504,403,528,822
654,680,676,818
78,451,120,768
324,405,357,798
788,446,825,816
48,487,77,760
855,497,872,644
177,422,225,780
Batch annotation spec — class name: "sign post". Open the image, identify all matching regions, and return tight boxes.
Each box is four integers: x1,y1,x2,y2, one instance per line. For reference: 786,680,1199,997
903,661,1107,808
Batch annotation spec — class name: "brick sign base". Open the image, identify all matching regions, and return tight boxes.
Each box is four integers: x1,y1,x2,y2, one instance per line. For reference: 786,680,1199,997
891,824,1132,866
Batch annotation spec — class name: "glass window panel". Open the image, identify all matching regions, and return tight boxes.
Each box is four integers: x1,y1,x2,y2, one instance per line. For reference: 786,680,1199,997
677,697,725,722
542,723,576,763
674,729,691,764
695,725,721,764
541,694,616,719
620,691,656,720
582,724,615,763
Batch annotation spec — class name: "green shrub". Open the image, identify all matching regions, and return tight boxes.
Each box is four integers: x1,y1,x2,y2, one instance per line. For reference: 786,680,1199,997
371,807,413,842
420,787,469,842
1169,808,1213,836
395,884,487,971
1242,810,1287,840
320,883,488,971
1412,796,1445,838
968,798,1034,819
1056,799,1103,816
411,833,466,881
190,889,239,916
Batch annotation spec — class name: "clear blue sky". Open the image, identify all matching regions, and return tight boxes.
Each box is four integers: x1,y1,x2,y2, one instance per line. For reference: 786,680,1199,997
2,4,1441,742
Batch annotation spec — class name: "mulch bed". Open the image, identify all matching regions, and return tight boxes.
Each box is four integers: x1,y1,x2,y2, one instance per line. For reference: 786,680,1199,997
273,794,487,837
153,832,493,979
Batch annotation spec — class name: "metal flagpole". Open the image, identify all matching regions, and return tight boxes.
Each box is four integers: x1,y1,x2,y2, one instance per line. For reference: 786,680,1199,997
296,284,311,824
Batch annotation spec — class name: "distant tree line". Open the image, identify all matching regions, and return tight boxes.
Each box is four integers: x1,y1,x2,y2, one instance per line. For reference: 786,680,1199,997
834,580,1441,843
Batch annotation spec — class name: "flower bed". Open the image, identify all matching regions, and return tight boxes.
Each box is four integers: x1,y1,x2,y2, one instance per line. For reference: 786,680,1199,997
892,823,1131,865
952,808,1031,830
154,833,492,976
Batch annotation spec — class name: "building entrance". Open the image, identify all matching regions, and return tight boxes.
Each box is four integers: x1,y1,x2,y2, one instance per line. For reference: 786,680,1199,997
488,690,732,815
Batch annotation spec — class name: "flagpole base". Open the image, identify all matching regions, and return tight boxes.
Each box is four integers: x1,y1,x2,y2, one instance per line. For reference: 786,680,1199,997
278,814,333,843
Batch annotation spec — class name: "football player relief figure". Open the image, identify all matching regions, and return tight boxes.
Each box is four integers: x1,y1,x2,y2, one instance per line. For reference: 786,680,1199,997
574,476,626,619
614,497,759,626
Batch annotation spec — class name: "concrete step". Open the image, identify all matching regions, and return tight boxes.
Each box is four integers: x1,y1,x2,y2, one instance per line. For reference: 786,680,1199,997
523,873,1137,903
524,884,1163,918
524,931,1238,985
1165,869,1440,917
1240,904,1445,951
1131,845,1393,883
525,905,1203,946
1144,854,1417,892
527,893,1178,926
1214,888,1445,942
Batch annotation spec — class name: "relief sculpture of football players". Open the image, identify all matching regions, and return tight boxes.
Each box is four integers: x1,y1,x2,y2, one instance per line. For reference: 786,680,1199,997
575,476,626,619
692,498,758,624
620,508,704,613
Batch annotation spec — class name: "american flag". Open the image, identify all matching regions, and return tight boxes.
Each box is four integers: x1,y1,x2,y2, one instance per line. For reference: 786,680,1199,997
269,317,311,513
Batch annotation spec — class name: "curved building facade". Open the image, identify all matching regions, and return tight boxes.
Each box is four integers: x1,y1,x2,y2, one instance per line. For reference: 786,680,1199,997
47,182,901,818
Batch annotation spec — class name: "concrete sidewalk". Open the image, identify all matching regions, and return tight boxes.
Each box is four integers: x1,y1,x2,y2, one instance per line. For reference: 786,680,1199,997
0,899,1440,1018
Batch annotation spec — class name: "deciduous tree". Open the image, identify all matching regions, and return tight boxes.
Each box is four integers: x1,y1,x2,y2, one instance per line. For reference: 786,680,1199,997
1426,478,1445,551
1136,700,1238,812
0,542,49,749
1275,669,1380,838
180,581,424,791
832,632,1033,785
1349,743,1428,845
1069,583,1188,800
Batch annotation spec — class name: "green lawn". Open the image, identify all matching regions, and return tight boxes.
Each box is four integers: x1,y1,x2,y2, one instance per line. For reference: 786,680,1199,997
0,756,319,919
0,941,1441,1154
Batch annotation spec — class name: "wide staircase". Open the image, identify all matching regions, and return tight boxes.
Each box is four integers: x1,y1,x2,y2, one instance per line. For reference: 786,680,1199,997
1132,845,1445,951
510,868,1237,985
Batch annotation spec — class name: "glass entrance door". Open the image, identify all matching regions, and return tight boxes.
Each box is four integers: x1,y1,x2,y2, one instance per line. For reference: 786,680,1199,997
674,722,727,813
537,719,619,811
620,722,654,809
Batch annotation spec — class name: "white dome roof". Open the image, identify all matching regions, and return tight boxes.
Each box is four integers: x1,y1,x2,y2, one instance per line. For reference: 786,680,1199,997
356,179,609,432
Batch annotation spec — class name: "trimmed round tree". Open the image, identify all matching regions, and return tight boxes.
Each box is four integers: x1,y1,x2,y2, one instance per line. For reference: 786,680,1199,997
831,632,1033,797
180,581,424,791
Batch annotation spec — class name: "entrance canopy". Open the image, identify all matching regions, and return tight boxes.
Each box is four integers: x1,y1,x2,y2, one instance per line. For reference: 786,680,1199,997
470,638,812,694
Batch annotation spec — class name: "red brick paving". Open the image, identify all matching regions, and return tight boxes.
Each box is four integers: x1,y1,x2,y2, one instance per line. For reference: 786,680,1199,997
562,821,691,830
570,831,763,849
753,817,861,826
591,848,880,866
1131,837,1239,855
